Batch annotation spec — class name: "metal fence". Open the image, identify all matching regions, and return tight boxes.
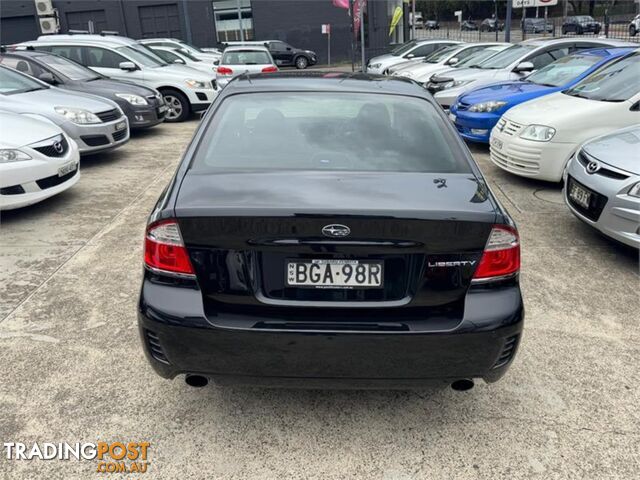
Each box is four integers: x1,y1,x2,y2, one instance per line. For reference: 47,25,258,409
413,15,639,44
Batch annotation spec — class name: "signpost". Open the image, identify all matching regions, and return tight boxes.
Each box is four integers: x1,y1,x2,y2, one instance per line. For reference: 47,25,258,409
322,24,331,66
512,0,558,7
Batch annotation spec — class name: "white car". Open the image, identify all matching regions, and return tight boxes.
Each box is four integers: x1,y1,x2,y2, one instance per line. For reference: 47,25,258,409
0,111,80,210
147,45,216,75
392,43,509,82
215,46,278,89
138,38,221,62
366,39,461,75
18,35,217,122
489,50,640,182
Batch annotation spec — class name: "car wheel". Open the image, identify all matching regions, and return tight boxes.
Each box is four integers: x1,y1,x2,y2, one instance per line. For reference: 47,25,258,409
576,26,583,35
295,56,309,69
161,89,190,123
630,25,637,36
562,27,567,35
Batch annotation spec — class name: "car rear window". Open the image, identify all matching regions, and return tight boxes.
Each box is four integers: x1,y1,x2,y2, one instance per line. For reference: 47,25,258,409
191,92,470,174
222,50,271,65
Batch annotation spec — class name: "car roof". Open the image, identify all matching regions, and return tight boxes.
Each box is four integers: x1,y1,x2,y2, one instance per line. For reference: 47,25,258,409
519,37,636,47
222,71,429,96
35,34,137,46
223,45,270,53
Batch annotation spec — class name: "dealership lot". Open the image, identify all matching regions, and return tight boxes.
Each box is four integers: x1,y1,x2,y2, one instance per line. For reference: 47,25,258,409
0,118,638,479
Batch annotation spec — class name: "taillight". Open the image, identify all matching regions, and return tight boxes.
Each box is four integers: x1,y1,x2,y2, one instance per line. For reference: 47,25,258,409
144,219,195,276
217,66,233,75
261,66,278,73
472,225,520,282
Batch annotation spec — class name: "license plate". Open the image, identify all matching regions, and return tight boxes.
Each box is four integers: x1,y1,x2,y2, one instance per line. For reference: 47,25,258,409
569,182,591,209
158,105,168,113
449,113,456,123
58,162,76,177
115,121,127,131
491,137,503,150
286,259,383,289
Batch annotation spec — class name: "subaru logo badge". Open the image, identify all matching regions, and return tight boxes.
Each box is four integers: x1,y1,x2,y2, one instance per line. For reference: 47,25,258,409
53,141,63,154
322,224,350,238
586,161,600,174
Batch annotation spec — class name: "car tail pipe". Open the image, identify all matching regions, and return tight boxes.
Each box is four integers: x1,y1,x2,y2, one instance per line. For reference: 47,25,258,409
185,374,209,388
450,379,474,391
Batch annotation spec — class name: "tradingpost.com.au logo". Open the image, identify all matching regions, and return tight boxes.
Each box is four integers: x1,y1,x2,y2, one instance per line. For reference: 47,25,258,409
3,441,151,474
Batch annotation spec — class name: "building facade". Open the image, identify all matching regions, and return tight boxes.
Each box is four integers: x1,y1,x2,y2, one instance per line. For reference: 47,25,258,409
1,0,402,65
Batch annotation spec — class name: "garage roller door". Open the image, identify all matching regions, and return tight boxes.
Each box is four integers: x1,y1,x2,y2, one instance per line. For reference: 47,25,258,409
138,4,183,39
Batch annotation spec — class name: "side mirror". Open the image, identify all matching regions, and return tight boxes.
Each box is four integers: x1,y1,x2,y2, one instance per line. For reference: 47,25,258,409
213,60,220,66
447,57,459,66
173,58,186,64
286,47,292,51
406,53,415,59
38,72,56,84
514,61,534,73
119,61,137,71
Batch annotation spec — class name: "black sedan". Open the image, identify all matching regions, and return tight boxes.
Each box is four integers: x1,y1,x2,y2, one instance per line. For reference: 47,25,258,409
138,72,524,389
0,49,166,129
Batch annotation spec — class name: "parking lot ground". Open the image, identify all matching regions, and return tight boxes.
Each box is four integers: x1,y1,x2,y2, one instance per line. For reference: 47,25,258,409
1,119,638,479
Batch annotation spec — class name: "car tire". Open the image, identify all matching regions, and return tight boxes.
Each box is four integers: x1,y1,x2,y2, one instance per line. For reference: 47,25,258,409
630,25,638,36
295,56,309,69
161,89,190,123
577,26,584,35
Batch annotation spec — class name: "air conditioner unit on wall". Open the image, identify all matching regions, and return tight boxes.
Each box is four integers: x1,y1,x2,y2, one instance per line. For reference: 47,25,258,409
39,16,60,35
34,0,55,17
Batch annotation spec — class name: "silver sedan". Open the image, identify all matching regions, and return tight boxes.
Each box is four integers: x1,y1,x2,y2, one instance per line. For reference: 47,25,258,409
564,126,640,249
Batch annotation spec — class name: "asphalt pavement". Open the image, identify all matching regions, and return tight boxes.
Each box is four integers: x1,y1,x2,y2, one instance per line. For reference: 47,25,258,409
0,118,638,479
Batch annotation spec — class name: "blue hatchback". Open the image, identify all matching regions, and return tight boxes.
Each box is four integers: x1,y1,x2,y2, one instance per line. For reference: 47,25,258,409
450,47,634,143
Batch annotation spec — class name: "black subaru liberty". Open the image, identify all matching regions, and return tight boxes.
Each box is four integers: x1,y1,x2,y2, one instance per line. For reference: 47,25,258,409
138,72,524,389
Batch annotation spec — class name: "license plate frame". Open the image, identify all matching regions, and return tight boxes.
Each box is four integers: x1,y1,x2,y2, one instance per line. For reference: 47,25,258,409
491,137,503,150
58,161,76,177
569,181,592,209
286,259,384,289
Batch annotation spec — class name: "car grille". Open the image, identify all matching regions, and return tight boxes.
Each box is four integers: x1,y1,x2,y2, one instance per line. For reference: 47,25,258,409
577,150,630,180
492,335,519,369
496,118,524,136
81,135,110,147
112,129,127,142
1,185,26,195
144,330,170,365
30,135,69,158
95,109,122,123
490,143,542,175
35,165,78,190
566,176,608,222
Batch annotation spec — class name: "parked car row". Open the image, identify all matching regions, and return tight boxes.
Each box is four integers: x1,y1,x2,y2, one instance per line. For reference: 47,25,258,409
372,37,639,248
1,32,320,212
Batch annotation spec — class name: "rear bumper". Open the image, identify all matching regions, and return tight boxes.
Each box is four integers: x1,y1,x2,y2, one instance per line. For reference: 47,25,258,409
138,281,524,387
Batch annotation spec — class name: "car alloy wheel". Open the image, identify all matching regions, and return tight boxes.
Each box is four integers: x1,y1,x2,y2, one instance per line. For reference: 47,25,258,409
295,56,308,69
163,93,186,122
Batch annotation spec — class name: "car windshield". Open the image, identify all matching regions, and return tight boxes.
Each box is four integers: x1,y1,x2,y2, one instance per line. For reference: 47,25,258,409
176,48,200,62
456,48,505,68
576,16,595,22
0,66,47,94
178,40,204,53
424,45,460,63
117,46,166,67
479,44,535,69
193,92,470,174
38,54,101,81
564,52,640,102
391,40,417,56
526,53,603,87
221,50,271,65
